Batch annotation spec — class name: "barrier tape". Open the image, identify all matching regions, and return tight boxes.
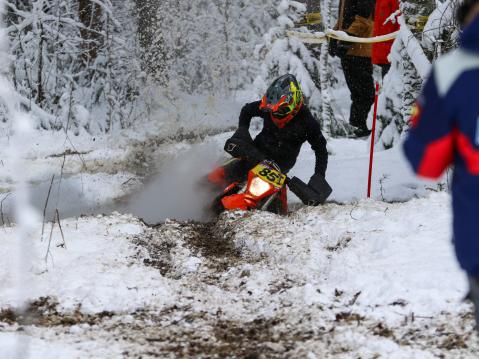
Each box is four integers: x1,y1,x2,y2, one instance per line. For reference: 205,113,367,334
287,29,400,44
291,11,428,44
296,12,322,26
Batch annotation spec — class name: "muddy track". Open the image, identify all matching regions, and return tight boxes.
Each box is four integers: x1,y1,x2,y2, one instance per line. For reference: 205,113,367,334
2,210,479,357
135,218,243,280
184,221,242,271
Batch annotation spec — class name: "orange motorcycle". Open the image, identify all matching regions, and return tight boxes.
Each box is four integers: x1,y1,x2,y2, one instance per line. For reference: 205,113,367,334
207,139,332,215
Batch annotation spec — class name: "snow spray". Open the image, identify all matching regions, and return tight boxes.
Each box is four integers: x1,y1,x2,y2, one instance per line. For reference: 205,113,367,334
127,142,223,224
367,83,380,198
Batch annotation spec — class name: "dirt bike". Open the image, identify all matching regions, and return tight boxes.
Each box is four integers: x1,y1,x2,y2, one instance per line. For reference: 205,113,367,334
207,137,332,215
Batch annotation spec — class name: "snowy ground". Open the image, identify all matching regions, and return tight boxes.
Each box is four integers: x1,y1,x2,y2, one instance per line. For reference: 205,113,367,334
0,193,475,358
0,98,476,358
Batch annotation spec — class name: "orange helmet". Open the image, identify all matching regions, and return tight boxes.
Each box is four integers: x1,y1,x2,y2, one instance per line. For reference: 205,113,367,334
259,74,304,128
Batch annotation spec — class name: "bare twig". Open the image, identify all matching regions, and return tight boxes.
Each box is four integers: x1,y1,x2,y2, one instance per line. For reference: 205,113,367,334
41,175,55,238
55,209,66,249
349,291,362,306
349,203,359,221
45,214,56,265
0,192,12,226
379,174,390,201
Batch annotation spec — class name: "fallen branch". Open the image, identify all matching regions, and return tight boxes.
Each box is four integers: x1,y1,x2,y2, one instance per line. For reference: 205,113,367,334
47,149,92,159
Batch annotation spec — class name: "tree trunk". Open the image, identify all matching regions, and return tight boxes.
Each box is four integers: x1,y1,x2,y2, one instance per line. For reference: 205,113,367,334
36,22,45,105
135,0,168,81
136,0,156,51
78,0,103,63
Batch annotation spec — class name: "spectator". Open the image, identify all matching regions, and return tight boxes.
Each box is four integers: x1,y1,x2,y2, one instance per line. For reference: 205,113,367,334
372,0,400,77
403,0,479,330
330,0,376,137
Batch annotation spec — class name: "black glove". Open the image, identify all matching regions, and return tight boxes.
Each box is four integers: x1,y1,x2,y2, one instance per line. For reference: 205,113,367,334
308,173,333,204
224,128,266,165
224,128,253,157
231,127,253,142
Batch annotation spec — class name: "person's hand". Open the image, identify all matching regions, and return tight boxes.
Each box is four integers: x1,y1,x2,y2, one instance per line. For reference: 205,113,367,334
231,127,253,142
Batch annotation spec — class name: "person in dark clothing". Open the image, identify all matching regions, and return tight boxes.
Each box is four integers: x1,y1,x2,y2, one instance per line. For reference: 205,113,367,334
209,74,328,187
341,56,375,132
331,0,376,137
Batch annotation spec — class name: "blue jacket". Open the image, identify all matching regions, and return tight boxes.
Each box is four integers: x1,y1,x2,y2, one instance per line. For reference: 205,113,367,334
404,16,479,276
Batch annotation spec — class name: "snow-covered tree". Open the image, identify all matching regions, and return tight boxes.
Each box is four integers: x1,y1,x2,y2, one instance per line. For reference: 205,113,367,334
422,0,460,58
316,0,351,136
147,0,275,96
254,0,321,114
370,0,467,148
6,0,145,134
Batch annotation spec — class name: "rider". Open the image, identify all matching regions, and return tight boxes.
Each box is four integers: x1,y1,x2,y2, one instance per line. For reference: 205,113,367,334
208,74,328,186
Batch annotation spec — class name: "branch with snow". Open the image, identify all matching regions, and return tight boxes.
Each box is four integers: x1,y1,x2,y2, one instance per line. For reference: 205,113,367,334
422,0,456,52
397,15,431,79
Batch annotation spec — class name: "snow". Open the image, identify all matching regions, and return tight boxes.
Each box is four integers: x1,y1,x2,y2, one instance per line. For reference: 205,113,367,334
397,15,431,79
1,333,83,359
422,0,456,52
0,215,174,313
0,189,473,357
0,0,474,355
0,120,474,356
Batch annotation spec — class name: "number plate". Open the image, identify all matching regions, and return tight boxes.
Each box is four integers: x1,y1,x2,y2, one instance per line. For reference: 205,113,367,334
251,164,286,188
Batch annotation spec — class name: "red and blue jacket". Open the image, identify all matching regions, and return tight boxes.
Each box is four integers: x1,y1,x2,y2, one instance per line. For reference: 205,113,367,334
404,16,479,276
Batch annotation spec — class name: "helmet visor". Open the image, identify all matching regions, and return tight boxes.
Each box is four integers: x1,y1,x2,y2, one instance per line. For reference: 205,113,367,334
273,103,293,118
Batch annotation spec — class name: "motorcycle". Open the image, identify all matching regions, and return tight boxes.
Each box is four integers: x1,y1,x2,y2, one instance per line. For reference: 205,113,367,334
207,137,332,215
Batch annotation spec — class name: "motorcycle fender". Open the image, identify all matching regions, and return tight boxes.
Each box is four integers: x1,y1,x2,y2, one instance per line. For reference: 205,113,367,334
207,166,226,186
221,194,256,211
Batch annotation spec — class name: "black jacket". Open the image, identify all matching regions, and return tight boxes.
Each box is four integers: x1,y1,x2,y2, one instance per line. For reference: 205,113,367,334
339,0,375,30
232,101,328,177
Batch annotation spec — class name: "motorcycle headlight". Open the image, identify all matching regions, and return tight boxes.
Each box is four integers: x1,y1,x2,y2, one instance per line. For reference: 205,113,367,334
249,177,273,197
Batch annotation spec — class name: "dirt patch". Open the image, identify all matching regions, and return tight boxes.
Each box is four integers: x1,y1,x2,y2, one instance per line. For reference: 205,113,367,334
371,323,395,338
184,221,241,271
209,317,298,358
113,314,317,358
0,297,115,327
133,219,242,280
0,308,16,324
335,312,365,324
438,333,468,350
3,299,478,358
135,232,176,276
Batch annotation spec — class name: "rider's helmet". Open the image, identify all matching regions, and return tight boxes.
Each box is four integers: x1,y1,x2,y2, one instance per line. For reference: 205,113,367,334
259,74,304,128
